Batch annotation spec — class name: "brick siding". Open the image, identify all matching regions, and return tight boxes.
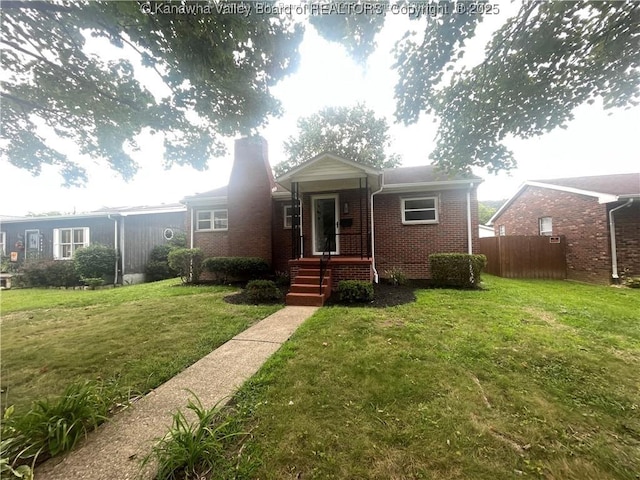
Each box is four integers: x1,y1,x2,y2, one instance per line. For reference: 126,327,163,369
493,186,618,283
373,188,479,279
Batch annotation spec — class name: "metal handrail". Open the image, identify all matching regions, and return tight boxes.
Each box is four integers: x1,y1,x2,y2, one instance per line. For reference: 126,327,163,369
319,234,333,296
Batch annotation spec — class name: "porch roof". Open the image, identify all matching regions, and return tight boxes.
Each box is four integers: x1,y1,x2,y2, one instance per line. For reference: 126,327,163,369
276,153,382,193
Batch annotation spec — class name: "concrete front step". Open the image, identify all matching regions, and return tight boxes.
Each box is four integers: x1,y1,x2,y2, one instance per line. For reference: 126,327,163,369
293,275,331,285
286,292,326,307
297,268,330,277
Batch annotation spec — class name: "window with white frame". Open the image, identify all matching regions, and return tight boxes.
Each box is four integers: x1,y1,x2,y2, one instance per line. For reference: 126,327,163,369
53,227,90,259
0,231,5,255
196,209,228,231
498,225,506,236
539,217,552,236
402,197,438,224
284,205,293,229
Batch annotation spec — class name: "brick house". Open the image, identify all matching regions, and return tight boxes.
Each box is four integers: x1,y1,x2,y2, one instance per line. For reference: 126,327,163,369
182,137,482,305
488,174,640,284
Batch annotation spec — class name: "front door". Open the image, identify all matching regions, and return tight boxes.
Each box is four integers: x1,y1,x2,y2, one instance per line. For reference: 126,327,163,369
25,229,41,260
312,194,339,255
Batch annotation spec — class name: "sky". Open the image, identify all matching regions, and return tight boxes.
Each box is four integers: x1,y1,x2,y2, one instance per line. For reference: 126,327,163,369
1,3,639,217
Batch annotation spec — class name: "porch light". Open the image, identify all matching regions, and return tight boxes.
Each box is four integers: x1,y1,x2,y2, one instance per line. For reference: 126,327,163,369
343,202,349,214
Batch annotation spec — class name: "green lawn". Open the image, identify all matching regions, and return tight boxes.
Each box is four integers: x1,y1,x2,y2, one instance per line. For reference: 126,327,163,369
0,280,281,413
222,276,640,480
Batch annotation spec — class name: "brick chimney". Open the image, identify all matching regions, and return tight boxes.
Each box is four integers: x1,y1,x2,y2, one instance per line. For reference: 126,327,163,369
227,136,273,264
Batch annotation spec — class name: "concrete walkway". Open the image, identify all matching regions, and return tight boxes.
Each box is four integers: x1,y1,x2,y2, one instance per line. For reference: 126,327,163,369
36,306,318,480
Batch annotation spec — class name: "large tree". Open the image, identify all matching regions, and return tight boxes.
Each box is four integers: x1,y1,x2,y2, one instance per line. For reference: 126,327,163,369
1,0,302,185
275,104,401,177
316,1,640,173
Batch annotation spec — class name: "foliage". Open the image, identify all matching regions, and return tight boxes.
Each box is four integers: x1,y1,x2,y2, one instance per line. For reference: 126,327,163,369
144,395,244,480
167,248,204,284
202,257,270,284
383,267,408,286
82,277,104,289
1,1,302,185
73,244,116,282
145,244,180,282
2,381,118,472
337,280,374,303
393,2,640,173
429,253,487,288
245,280,282,304
275,104,401,176
20,259,80,288
478,202,500,225
1,407,34,480
273,270,290,287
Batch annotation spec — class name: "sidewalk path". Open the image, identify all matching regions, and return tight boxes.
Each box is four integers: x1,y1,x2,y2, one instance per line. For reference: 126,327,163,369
36,306,318,480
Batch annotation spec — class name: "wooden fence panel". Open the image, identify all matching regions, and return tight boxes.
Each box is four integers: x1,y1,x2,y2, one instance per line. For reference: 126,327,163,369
479,236,566,279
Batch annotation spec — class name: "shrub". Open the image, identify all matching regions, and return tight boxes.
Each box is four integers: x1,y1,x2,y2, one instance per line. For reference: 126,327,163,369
73,244,116,283
203,257,270,284
168,248,204,284
337,280,374,303
145,244,179,282
384,267,408,286
429,253,487,289
20,260,81,288
245,280,282,303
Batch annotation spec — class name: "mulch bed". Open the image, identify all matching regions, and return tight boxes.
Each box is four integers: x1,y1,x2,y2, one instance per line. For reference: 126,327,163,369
224,282,423,308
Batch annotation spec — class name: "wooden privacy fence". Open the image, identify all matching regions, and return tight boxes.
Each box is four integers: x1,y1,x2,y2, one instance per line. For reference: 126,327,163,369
479,235,567,279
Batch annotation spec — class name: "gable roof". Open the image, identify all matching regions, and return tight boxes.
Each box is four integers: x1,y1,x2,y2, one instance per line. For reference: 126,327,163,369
0,204,185,224
181,186,228,205
488,173,640,225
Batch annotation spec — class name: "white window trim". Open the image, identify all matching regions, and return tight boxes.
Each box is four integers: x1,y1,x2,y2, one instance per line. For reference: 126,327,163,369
284,205,292,229
0,231,5,256
539,217,552,236
499,225,506,236
53,227,90,260
401,196,439,225
196,209,228,232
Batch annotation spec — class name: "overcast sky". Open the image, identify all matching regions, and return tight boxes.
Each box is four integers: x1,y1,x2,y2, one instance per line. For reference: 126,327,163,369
2,4,639,217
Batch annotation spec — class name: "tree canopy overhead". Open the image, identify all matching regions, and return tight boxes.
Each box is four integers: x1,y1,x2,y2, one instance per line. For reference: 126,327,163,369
275,104,401,177
1,0,302,185
2,1,639,184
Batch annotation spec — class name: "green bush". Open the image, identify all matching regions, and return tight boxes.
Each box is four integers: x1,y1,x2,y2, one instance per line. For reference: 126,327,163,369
168,248,204,284
245,280,282,303
73,244,117,282
145,244,179,282
20,260,81,288
337,280,374,303
384,267,408,286
429,253,487,289
203,257,270,284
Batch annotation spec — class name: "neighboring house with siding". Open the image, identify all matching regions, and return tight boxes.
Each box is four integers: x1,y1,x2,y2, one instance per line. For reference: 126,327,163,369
488,174,640,284
0,204,186,284
182,136,482,305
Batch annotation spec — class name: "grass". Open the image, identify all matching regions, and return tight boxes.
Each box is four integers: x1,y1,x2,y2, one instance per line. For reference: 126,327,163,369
213,276,639,480
0,280,281,413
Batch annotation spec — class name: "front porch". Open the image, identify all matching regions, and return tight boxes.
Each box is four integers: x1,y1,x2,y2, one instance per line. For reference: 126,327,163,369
286,257,373,306
276,153,381,306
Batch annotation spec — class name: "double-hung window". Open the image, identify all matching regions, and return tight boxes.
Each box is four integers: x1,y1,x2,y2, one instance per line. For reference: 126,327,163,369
53,227,90,259
402,197,438,224
539,217,552,236
196,210,228,231
0,231,5,255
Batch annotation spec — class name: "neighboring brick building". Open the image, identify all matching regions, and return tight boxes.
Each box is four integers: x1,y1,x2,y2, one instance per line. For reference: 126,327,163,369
489,174,640,284
183,137,482,304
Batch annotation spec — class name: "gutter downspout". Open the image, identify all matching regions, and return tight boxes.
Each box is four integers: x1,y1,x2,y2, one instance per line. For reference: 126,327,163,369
107,215,119,284
609,198,633,281
370,174,384,283
466,183,473,254
120,217,126,283
190,207,194,249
